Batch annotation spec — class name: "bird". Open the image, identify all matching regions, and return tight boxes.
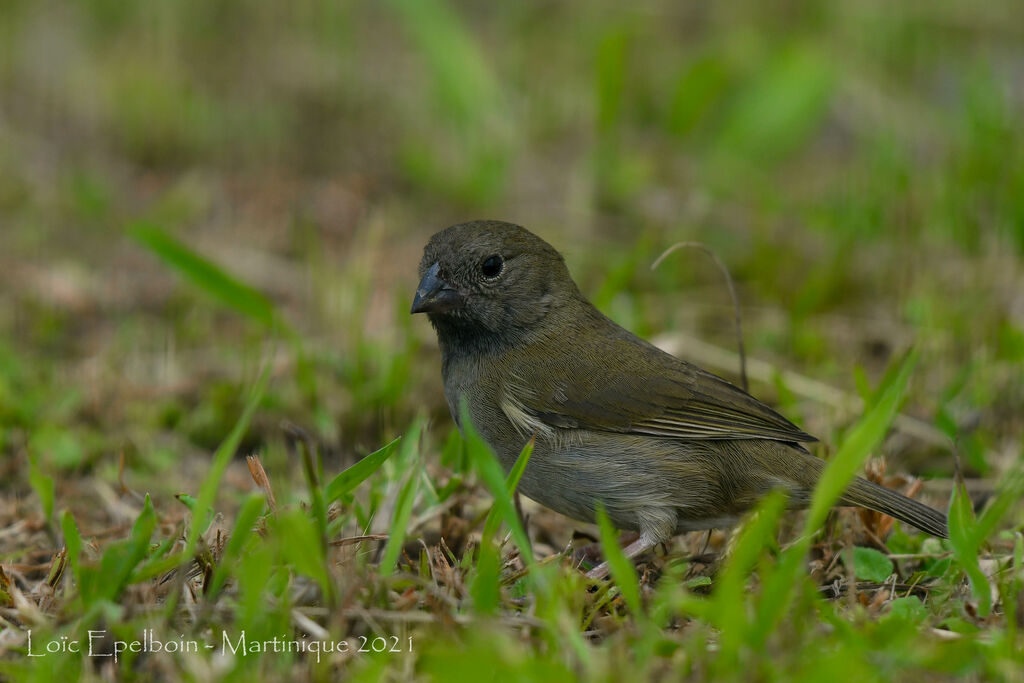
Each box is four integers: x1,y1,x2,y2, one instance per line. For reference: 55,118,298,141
411,220,949,579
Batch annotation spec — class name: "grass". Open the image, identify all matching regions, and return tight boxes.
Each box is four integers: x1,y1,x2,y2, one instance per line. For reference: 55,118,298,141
1,0,1023,680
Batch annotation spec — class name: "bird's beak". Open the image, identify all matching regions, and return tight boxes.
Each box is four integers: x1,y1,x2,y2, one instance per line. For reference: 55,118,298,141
411,262,464,314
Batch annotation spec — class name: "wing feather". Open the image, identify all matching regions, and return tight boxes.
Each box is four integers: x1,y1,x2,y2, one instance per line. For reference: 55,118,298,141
506,327,816,446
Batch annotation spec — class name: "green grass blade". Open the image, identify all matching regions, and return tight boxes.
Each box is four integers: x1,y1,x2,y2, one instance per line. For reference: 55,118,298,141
973,460,1024,545
949,478,991,615
716,45,833,161
129,221,285,332
174,492,214,534
481,437,534,546
379,466,420,575
750,546,804,649
295,434,328,554
183,364,270,555
458,400,534,567
471,539,502,615
206,493,266,600
473,438,533,615
378,423,423,574
60,511,83,585
750,351,918,648
129,549,188,584
28,454,55,524
595,504,642,614
386,0,497,125
804,349,918,533
459,400,552,596
98,494,157,602
712,490,787,668
274,508,333,601
324,436,402,504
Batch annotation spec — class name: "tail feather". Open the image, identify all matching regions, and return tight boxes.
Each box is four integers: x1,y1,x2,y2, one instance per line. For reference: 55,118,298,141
841,477,949,538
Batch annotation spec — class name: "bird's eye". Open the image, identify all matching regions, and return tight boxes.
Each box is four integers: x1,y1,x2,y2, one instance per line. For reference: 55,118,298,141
481,254,504,279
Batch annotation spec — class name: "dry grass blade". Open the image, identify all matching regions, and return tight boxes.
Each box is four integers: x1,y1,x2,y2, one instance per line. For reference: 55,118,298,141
246,455,278,515
652,242,749,391
330,534,389,547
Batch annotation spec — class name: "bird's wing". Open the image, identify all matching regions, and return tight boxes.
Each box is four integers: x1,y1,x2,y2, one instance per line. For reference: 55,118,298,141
507,331,816,445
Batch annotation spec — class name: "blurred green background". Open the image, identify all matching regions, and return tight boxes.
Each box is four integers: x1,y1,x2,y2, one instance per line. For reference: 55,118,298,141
3,0,1022,479
2,1,1024,679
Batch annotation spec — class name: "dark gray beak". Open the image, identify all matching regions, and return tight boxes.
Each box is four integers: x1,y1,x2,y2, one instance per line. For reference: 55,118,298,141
411,262,464,314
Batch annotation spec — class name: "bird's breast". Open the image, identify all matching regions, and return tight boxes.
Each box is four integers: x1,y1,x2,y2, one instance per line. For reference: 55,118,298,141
441,356,543,470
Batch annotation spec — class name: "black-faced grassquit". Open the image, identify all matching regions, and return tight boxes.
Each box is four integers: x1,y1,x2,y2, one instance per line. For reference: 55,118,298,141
412,220,948,578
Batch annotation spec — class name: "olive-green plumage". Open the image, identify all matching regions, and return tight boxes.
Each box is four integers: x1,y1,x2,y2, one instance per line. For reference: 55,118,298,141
411,220,948,560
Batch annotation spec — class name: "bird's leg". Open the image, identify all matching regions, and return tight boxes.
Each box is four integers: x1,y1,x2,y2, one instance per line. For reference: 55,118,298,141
585,531,659,580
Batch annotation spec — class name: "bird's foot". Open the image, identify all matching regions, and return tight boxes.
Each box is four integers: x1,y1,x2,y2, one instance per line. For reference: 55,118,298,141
584,532,659,580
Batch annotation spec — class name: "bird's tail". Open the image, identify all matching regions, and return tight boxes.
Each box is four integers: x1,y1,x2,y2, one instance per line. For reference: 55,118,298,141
841,477,949,538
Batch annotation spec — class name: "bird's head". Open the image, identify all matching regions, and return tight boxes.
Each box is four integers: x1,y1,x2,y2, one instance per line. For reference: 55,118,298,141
412,220,577,349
